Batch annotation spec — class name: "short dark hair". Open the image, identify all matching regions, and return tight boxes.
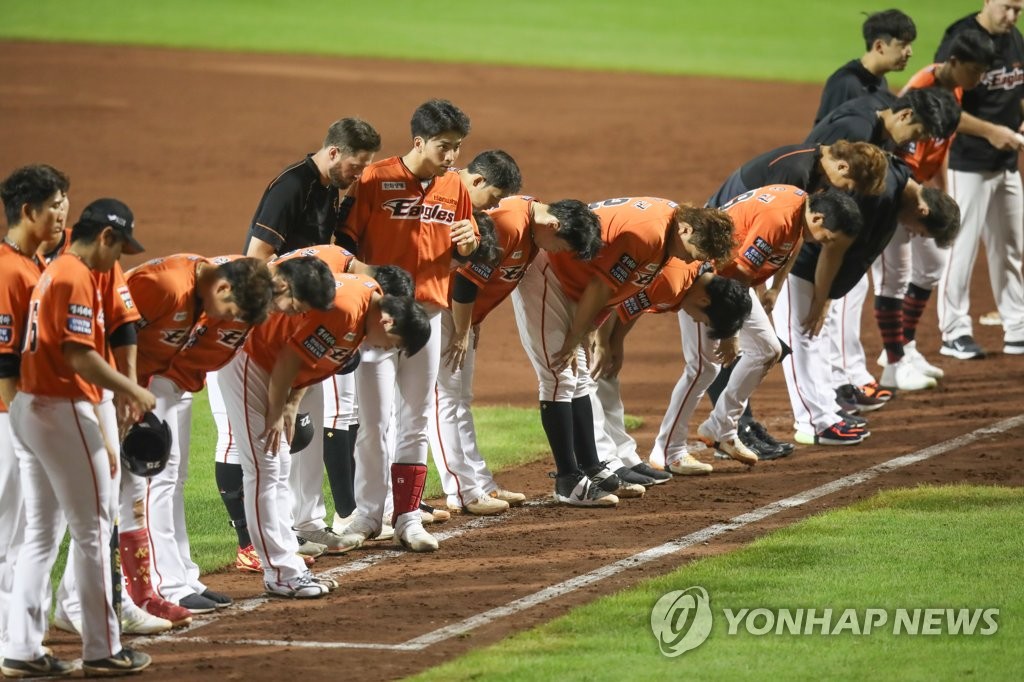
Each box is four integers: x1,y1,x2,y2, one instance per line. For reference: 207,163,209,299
467,211,501,268
410,99,471,140
675,204,736,263
217,257,275,325
862,9,916,50
275,256,336,310
1,164,69,226
379,295,431,357
370,264,415,298
948,29,997,68
467,150,522,194
703,275,752,340
324,118,382,155
919,187,961,248
547,199,603,260
808,186,863,237
893,87,962,139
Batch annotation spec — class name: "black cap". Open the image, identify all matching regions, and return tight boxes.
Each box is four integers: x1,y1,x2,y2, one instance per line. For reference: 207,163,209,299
74,198,145,255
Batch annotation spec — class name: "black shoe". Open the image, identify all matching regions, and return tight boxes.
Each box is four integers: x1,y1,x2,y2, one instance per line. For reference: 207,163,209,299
837,409,867,428
630,462,672,484
940,335,985,360
614,465,656,487
737,422,786,461
179,592,219,614
82,648,151,676
743,420,795,459
583,465,622,493
201,588,233,607
1,654,74,678
834,385,860,415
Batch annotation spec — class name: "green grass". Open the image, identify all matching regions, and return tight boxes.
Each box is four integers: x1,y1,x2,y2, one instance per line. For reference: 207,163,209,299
407,485,1024,681
0,1,971,85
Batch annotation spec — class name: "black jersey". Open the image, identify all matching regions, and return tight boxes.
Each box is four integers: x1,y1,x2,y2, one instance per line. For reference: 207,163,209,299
243,155,348,255
791,155,912,297
814,59,890,125
806,92,896,149
706,145,824,208
937,15,1024,172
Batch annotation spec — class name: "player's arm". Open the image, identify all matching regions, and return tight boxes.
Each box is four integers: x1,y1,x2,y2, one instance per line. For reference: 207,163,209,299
803,237,851,336
762,237,803,314
956,111,1024,151
263,345,304,454
591,314,622,380
63,342,155,415
109,322,140,435
552,277,613,373
245,237,278,261
0,358,17,406
445,273,478,371
246,175,305,260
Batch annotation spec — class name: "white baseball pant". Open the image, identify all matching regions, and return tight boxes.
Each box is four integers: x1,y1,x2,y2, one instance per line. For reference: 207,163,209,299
288,381,326,532
323,372,358,430
350,307,442,533
650,311,720,468
8,394,120,661
220,351,306,584
872,224,947,297
774,275,843,434
207,370,239,466
827,276,874,388
0,412,24,658
593,376,641,468
938,168,1024,343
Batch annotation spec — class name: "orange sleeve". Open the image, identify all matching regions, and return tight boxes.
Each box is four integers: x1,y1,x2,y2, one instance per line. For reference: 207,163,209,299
53,277,101,352
341,175,371,248
286,313,339,370
0,259,38,356
103,263,142,332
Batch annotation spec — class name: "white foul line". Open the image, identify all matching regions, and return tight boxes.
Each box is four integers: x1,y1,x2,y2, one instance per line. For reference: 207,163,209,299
138,415,1024,652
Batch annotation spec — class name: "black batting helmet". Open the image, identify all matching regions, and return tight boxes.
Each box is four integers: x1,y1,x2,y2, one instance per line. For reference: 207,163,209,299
120,412,172,477
290,412,315,454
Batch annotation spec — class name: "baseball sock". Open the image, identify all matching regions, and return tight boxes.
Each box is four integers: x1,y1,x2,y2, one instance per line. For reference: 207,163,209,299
874,296,904,364
539,401,577,477
215,462,251,548
705,365,732,406
902,283,931,343
570,396,602,472
323,427,356,519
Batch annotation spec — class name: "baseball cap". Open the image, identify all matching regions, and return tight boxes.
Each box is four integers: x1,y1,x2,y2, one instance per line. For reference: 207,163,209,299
74,198,145,255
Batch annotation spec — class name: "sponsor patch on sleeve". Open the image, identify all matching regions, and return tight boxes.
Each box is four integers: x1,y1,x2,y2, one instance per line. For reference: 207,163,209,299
0,314,12,325
753,237,773,255
610,264,629,283
68,304,92,317
0,327,11,344
67,317,93,335
315,326,337,347
302,336,328,359
743,246,766,268
118,286,136,310
470,262,494,279
382,181,406,191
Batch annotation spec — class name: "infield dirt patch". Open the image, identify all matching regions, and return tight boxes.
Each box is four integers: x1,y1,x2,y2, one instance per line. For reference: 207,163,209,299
2,42,1022,681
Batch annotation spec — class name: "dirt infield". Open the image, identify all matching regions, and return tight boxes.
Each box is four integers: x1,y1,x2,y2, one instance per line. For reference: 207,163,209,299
3,41,1023,681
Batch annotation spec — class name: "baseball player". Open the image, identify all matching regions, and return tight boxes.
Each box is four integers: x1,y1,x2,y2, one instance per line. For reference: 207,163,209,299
0,165,68,662
805,88,961,413
935,0,1024,360
813,9,917,125
874,30,996,389
114,254,273,617
222,270,428,596
206,119,383,562
429,195,603,514
775,159,961,445
333,99,479,552
701,140,888,458
592,258,751,476
511,196,734,506
3,198,154,677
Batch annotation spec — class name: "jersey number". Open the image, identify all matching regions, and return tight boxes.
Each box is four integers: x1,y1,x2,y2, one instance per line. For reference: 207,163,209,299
22,300,40,354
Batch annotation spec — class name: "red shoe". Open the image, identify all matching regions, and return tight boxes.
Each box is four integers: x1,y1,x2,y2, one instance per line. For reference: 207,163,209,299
143,596,193,628
235,544,262,573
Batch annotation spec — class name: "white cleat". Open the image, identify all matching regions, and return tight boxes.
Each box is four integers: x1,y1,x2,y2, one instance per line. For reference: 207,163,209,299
880,357,937,390
666,454,714,475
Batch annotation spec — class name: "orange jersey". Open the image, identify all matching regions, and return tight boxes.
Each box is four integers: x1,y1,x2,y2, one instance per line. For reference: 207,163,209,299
19,255,107,403
0,242,45,412
245,273,379,389
341,157,476,309
718,185,805,286
456,196,538,326
616,259,704,322
126,254,207,384
161,255,249,392
548,197,674,306
899,65,962,182
39,229,140,365
271,243,355,274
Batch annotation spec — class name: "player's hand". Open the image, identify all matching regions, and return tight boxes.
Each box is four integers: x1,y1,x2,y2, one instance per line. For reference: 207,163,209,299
550,340,578,374
443,330,471,371
282,402,299,446
801,299,829,337
987,125,1024,151
715,335,740,365
126,386,156,422
261,416,284,456
471,324,481,350
760,288,779,315
450,220,479,257
591,338,622,380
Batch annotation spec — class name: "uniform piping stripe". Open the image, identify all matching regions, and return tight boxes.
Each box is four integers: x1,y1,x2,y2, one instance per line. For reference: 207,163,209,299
783,287,819,431
540,263,559,401
433,383,465,507
662,322,705,450
242,355,280,583
146,478,167,598
767,147,815,167
71,401,116,656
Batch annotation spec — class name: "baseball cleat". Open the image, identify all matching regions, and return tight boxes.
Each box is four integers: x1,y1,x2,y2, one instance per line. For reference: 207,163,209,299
666,454,713,475
630,462,672,484
940,335,986,360
796,420,869,446
878,341,944,379
1004,340,1024,355
552,472,619,507
836,383,886,412
420,503,451,523
265,574,327,599
2,654,75,678
738,421,793,460
490,488,527,506
82,649,151,677
200,589,233,608
178,592,218,615
296,529,352,555
615,465,656,487
979,311,1002,326
880,357,937,390
121,600,173,635
142,596,193,628
697,422,757,465
394,520,439,552
463,495,510,516
236,543,262,573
